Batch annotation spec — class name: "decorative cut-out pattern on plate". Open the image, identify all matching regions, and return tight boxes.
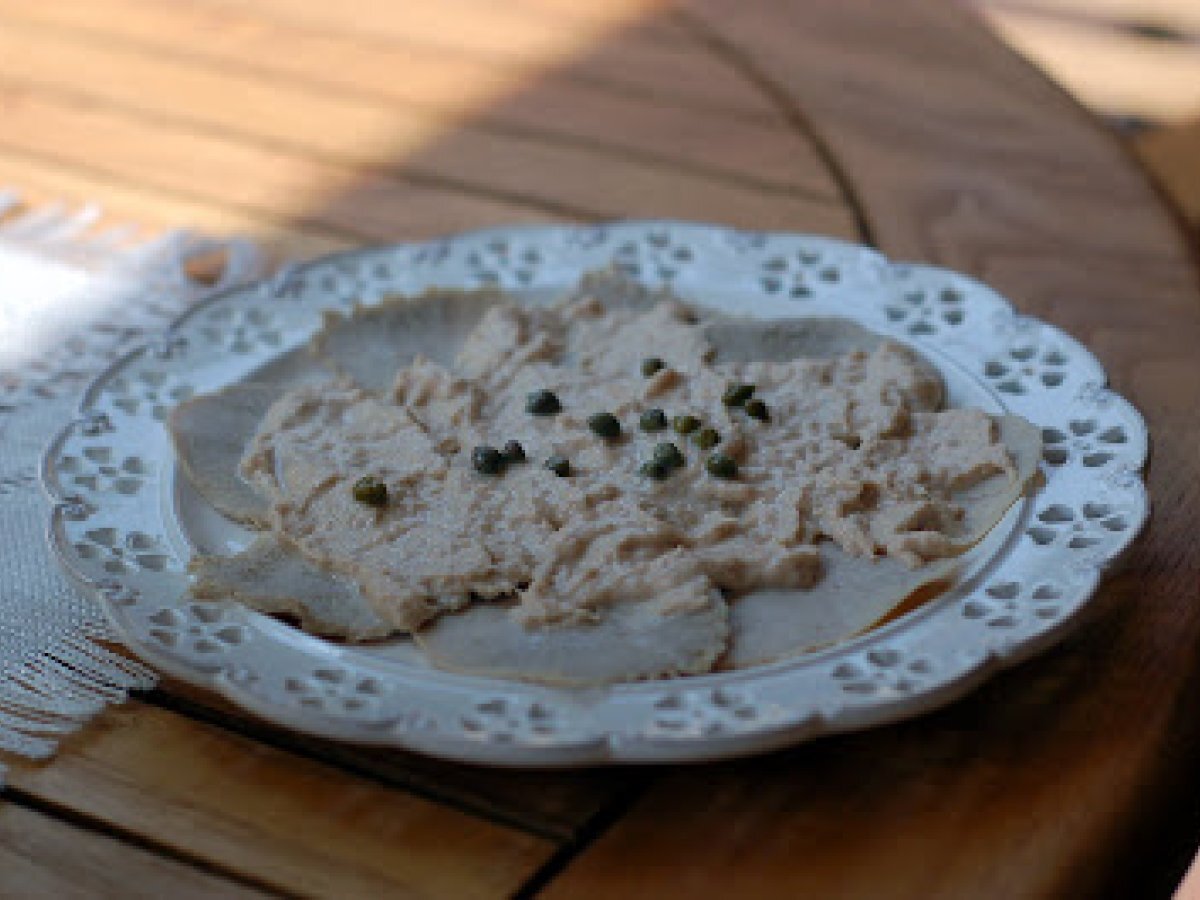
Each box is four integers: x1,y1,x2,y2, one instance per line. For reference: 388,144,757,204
42,222,1149,766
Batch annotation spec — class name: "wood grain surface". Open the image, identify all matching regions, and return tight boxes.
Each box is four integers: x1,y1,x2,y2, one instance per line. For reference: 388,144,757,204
6,702,554,898
544,3,1200,898
1,0,1198,896
0,803,272,899
154,677,648,842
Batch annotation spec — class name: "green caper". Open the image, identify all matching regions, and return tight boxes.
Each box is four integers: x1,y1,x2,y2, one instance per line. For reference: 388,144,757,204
694,427,721,450
587,412,622,441
544,454,571,477
672,414,701,435
745,398,770,422
722,383,755,407
641,357,666,377
526,389,562,416
502,440,526,463
472,445,505,475
653,442,685,469
705,452,738,479
352,475,388,507
639,408,668,432
639,459,671,480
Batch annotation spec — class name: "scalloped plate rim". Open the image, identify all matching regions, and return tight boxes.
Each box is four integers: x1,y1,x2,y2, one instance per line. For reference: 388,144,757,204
40,220,1150,766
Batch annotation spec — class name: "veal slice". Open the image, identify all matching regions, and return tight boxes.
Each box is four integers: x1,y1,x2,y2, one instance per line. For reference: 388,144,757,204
723,550,956,669
168,340,329,526
189,534,395,640
727,412,1041,669
952,414,1042,548
416,591,730,687
310,288,505,393
169,383,282,527
704,315,945,410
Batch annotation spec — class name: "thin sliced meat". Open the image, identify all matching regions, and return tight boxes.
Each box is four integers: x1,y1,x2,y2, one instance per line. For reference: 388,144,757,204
417,590,729,686
189,534,394,640
169,383,282,527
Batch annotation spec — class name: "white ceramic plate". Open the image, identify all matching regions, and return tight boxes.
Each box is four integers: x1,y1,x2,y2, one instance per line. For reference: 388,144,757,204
42,222,1148,766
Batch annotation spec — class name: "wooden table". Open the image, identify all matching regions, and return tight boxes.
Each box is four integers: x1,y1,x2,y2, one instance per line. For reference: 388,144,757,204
2,1,1198,897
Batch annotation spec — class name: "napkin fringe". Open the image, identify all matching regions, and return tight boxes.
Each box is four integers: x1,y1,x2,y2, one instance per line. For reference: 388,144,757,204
0,191,269,781
0,622,158,768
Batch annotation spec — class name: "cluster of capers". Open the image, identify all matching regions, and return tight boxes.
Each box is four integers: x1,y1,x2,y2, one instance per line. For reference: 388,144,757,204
632,373,753,480
472,437,571,477
471,440,527,476
527,388,631,478
524,388,574,476
638,412,738,480
723,381,769,422
638,441,683,480
632,363,762,481
464,388,570,477
471,388,555,475
358,367,767,502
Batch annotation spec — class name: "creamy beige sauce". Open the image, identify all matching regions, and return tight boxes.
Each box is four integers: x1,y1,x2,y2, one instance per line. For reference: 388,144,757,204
241,293,1015,632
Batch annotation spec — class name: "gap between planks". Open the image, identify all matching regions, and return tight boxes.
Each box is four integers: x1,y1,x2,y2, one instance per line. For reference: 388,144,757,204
148,682,648,845
1,790,292,898
185,0,775,117
0,0,779,120
0,81,589,241
673,8,876,247
0,2,833,201
4,687,652,900
144,684,657,898
4,700,556,899
0,7,852,225
0,76,859,238
0,800,283,899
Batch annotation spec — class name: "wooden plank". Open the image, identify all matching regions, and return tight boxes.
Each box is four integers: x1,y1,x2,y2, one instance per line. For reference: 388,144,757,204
155,676,644,842
189,0,776,116
0,85,855,241
542,1,1200,897
0,20,851,231
687,0,1194,264
7,701,554,899
0,801,272,899
979,7,1200,120
0,83,574,242
1135,118,1200,228
0,0,818,191
0,150,354,262
540,618,1165,900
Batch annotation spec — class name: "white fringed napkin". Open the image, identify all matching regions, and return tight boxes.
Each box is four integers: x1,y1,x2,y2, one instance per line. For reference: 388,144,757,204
0,191,266,773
